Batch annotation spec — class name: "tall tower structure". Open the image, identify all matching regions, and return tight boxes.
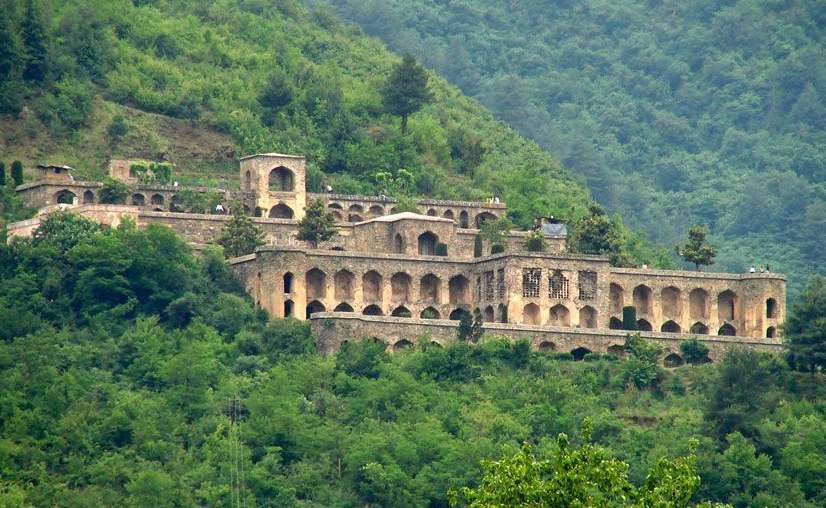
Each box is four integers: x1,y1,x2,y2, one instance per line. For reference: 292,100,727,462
239,153,307,220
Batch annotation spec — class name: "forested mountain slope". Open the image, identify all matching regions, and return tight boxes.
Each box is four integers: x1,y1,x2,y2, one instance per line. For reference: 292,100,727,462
322,0,826,297
0,0,603,229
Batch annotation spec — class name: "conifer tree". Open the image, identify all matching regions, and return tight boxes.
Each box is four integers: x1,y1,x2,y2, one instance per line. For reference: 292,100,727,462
10,160,23,186
0,162,5,186
0,8,24,113
297,198,337,248
21,0,48,84
217,203,264,258
382,54,432,134
676,225,716,271
785,275,826,374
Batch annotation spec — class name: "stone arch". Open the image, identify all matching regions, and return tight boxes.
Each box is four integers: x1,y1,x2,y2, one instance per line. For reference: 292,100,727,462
633,285,653,315
609,283,623,314
661,286,682,318
449,308,470,320
331,211,343,221
449,275,470,305
426,208,437,216
484,305,495,322
579,306,597,329
443,209,454,220
389,206,399,213
54,189,76,204
664,353,685,368
690,322,709,335
523,303,541,325
348,213,363,223
283,272,294,294
82,190,95,204
636,318,653,331
689,288,709,319
348,204,363,213
475,212,497,228
459,210,469,228
363,304,383,316
393,233,405,253
661,320,681,333
538,341,556,352
368,204,384,217
718,323,736,336
571,347,591,361
766,298,778,318
391,272,412,302
328,202,342,210
609,317,623,330
391,305,412,318
269,166,294,191
150,193,164,206
393,339,414,352
420,273,441,303
718,290,737,322
498,303,508,323
362,271,382,302
334,302,354,312
244,170,251,190
548,304,570,326
284,299,294,317
306,300,325,316
170,195,183,212
269,203,294,219
607,344,625,358
306,268,326,300
429,341,443,348
420,306,440,319
418,231,439,255
131,193,145,206
767,326,776,338
334,270,354,300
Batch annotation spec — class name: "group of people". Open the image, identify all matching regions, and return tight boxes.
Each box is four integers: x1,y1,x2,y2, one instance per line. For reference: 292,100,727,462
748,265,771,273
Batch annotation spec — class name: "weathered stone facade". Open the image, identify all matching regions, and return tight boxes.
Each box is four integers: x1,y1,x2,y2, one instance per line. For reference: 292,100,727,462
11,153,787,361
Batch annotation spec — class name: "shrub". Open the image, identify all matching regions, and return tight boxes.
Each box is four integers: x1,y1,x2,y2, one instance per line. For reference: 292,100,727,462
98,178,131,204
680,338,710,364
524,229,546,252
490,243,505,254
11,160,23,186
107,114,129,141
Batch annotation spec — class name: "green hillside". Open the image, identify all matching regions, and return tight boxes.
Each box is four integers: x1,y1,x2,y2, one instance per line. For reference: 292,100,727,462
322,0,826,298
1,214,825,506
0,0,605,228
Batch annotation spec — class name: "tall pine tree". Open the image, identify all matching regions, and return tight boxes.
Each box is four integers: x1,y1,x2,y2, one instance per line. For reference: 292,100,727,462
21,0,48,84
381,54,432,134
217,203,265,257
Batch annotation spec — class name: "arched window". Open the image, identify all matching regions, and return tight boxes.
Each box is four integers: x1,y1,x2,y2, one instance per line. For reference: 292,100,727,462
483,306,494,322
689,288,709,319
393,339,413,352
334,270,355,300
363,305,383,316
449,308,470,321
548,304,570,326
690,322,709,335
571,347,591,361
418,232,438,255
609,317,623,330
718,323,737,336
718,290,737,322
82,190,95,204
421,307,440,319
283,272,294,294
132,193,145,206
609,283,623,314
328,202,342,210
661,320,681,333
391,305,412,318
766,298,777,318
523,303,540,325
269,204,294,219
579,306,597,328
284,299,294,317
348,214,363,222
391,272,411,302
394,233,404,254
269,167,294,191
54,189,76,204
636,319,653,331
766,326,776,338
475,212,497,228
459,210,469,228
427,208,437,216
633,285,653,315
170,195,183,212
348,204,363,213
151,193,164,206
369,205,384,217
362,271,382,302
449,275,470,305
443,209,454,220
306,300,326,317
306,268,326,300
497,304,508,323
661,287,682,318
333,302,354,312
538,341,556,352
420,274,440,303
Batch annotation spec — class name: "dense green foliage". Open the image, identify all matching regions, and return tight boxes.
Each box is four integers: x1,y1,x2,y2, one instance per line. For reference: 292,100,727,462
786,275,826,373
217,204,265,257
324,0,826,297
1,217,825,506
297,198,338,248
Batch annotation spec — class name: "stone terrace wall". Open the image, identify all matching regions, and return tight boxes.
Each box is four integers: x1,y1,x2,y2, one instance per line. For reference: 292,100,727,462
310,313,783,363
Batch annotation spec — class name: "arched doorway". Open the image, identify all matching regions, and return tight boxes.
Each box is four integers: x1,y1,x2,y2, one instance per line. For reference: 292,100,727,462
269,204,294,219
363,305,383,316
661,320,681,333
306,300,325,317
269,167,294,191
418,232,438,255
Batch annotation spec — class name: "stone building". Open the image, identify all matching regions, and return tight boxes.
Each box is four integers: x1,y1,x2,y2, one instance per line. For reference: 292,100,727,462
11,154,785,363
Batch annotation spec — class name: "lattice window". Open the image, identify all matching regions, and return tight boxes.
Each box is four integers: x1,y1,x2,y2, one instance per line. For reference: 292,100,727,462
522,268,541,298
497,269,505,299
484,271,495,301
476,275,482,301
549,270,569,299
578,270,598,300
